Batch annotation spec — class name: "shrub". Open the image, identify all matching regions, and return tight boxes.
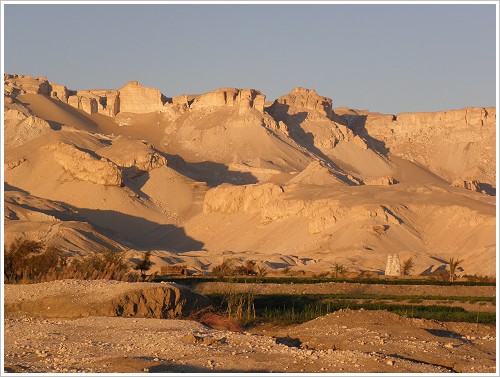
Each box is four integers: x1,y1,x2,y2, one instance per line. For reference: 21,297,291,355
223,291,256,325
4,238,65,283
4,238,140,284
212,259,235,277
234,260,257,276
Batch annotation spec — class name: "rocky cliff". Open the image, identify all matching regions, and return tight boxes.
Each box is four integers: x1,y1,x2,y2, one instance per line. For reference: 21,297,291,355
337,107,496,188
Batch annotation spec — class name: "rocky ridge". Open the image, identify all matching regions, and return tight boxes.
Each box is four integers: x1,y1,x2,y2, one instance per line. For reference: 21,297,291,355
3,73,496,277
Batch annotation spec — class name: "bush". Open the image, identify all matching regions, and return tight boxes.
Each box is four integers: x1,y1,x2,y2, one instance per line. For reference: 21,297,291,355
234,260,257,276
4,238,140,283
212,259,235,277
4,238,65,283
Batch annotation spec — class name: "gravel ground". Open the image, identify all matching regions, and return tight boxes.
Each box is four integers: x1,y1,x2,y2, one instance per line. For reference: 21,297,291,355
3,280,497,374
193,281,496,297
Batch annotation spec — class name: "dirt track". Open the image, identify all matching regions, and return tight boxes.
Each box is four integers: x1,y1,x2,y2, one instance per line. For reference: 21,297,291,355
192,281,496,297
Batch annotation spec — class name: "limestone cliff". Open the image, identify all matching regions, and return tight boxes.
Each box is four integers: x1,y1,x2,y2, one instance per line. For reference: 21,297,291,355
338,107,496,187
118,81,166,113
190,87,265,113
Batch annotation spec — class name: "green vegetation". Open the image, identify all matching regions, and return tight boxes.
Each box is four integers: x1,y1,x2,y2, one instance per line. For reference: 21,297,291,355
208,294,496,326
154,275,495,287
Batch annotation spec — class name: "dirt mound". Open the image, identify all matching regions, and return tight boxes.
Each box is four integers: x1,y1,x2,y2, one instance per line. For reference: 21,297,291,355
4,280,210,319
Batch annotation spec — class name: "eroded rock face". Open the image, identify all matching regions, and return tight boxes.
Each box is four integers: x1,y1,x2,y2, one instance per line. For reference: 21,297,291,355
339,107,496,186
49,82,69,103
190,88,265,113
50,142,123,186
364,176,396,186
4,74,51,96
452,179,481,192
98,136,167,173
203,183,284,215
68,95,98,114
272,87,334,119
70,89,120,116
118,81,166,113
4,109,52,148
203,182,402,234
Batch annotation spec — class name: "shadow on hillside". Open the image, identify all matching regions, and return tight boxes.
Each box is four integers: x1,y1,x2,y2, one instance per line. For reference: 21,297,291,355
4,182,30,194
266,103,360,185
5,187,203,252
338,113,390,155
122,168,152,200
77,208,204,252
479,183,496,197
163,153,258,187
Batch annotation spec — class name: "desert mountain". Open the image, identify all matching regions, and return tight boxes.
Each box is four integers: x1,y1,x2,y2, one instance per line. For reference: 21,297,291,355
3,74,496,276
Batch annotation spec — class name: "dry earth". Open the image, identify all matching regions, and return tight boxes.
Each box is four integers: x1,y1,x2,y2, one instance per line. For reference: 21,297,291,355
3,280,496,374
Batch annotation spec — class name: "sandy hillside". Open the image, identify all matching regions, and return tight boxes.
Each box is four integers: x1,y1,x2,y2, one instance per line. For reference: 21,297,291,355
3,74,496,276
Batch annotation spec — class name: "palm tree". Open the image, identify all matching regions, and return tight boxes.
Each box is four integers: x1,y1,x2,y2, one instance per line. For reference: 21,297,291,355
448,257,463,282
333,263,347,279
402,257,414,276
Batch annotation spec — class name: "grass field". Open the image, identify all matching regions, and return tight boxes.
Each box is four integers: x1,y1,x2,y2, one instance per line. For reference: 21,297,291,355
207,293,497,325
155,276,496,286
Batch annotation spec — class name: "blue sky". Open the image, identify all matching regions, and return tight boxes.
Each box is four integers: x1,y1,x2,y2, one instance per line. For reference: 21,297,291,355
3,3,497,114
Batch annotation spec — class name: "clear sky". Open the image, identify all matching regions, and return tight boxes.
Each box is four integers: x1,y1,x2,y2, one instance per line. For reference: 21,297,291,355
3,3,497,114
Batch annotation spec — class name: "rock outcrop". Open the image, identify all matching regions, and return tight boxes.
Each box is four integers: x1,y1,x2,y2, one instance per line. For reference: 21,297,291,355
68,95,98,114
267,88,364,154
50,142,123,186
118,81,166,113
190,88,265,113
69,89,120,116
452,179,481,192
4,109,52,148
338,107,497,186
49,82,69,103
271,87,334,119
98,136,167,173
4,74,51,96
203,183,401,234
364,176,396,186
